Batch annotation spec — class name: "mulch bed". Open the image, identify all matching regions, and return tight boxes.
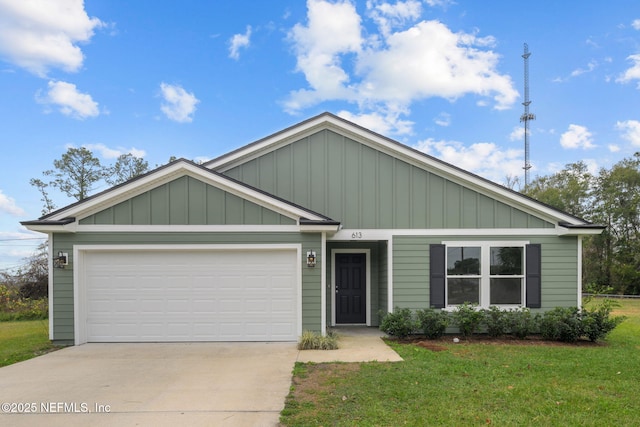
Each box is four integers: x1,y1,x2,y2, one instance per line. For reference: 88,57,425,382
387,334,605,351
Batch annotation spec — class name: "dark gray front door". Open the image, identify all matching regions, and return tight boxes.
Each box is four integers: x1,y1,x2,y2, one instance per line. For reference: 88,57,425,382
335,253,366,324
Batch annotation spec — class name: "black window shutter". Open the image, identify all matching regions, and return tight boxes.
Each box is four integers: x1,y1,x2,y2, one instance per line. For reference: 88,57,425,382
526,243,541,308
430,244,446,308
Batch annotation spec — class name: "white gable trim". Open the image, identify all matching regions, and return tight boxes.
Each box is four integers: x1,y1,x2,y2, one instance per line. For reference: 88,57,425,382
207,113,589,227
43,161,328,223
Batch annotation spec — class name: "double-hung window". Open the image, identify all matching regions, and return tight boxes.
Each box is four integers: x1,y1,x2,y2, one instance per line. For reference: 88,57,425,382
444,242,527,308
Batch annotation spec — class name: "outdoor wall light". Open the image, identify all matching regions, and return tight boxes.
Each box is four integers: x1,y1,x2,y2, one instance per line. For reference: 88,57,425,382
306,250,316,268
54,251,68,269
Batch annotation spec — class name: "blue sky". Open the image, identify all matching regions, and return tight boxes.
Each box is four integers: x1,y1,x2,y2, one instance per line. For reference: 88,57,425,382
1,0,639,272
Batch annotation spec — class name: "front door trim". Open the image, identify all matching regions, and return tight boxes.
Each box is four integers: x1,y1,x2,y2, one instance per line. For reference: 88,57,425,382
331,249,371,326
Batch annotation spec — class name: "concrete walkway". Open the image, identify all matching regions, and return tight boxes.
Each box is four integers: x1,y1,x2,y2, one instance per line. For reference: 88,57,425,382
297,326,403,363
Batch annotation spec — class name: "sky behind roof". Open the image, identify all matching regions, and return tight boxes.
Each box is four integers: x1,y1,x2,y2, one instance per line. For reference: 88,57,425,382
1,0,639,271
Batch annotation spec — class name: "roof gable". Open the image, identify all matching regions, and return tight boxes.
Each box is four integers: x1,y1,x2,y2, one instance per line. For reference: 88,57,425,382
22,159,335,232
79,175,296,226
206,112,597,231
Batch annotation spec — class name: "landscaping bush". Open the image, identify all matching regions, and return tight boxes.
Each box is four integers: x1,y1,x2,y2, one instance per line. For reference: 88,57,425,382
297,330,339,350
380,307,417,339
452,302,484,337
416,308,449,339
540,307,583,342
484,306,510,337
581,299,626,342
509,307,539,339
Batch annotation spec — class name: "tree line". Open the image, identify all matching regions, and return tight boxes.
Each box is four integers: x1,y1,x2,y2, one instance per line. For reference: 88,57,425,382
524,153,640,295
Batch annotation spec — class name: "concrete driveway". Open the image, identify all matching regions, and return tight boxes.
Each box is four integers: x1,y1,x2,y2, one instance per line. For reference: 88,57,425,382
0,342,299,427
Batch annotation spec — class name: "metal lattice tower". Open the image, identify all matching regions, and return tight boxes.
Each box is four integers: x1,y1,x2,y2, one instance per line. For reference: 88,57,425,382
520,43,535,189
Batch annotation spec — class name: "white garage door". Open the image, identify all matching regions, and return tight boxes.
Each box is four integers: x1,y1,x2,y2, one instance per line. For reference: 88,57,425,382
82,248,299,342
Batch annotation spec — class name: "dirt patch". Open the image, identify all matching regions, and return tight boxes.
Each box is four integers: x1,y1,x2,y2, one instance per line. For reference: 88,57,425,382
287,363,360,419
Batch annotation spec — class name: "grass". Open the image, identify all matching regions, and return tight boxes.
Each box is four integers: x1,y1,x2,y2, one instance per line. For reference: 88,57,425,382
0,320,58,367
281,299,640,426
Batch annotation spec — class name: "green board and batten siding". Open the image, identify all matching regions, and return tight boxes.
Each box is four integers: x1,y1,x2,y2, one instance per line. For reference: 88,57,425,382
223,130,554,230
392,235,579,310
79,176,296,226
51,175,320,344
52,232,322,344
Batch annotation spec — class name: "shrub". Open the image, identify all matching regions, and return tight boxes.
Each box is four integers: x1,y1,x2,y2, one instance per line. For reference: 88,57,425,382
380,307,417,339
416,308,449,339
452,302,484,337
19,279,48,300
0,284,48,320
297,330,339,350
484,306,509,337
540,307,583,342
581,299,626,342
509,307,539,339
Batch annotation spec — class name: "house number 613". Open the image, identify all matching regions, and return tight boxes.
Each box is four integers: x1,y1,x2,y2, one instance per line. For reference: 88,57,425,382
351,231,363,239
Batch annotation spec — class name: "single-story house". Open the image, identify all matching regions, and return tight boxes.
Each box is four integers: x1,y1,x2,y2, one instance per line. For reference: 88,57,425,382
22,112,605,345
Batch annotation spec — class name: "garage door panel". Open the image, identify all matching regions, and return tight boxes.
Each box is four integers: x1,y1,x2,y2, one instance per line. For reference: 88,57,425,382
83,249,298,342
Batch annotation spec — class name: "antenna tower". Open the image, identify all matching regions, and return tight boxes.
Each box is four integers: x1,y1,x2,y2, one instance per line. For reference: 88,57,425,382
520,43,535,189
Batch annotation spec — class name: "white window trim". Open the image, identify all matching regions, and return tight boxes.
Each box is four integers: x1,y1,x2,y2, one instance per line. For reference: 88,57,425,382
442,241,529,309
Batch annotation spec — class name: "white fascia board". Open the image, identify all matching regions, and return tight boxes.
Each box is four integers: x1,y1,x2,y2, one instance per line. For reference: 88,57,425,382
44,161,327,223
23,223,77,233
328,227,573,241
207,115,585,226
557,226,605,236
299,224,341,233
76,224,301,233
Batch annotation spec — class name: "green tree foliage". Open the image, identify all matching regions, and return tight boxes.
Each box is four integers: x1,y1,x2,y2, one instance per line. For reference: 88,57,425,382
525,161,593,218
30,147,150,215
105,153,150,186
525,154,640,295
45,147,106,201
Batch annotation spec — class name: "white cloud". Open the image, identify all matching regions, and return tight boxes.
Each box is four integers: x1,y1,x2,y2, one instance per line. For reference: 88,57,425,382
0,0,103,76
570,60,598,77
37,80,99,119
616,54,640,88
424,0,454,6
367,0,422,37
509,126,526,141
228,25,252,60
608,144,621,153
285,1,517,134
434,112,451,127
355,20,515,106
413,138,523,183
615,119,640,146
83,143,146,159
285,0,362,112
159,82,199,123
560,124,595,149
337,108,414,135
0,189,26,216
632,19,640,30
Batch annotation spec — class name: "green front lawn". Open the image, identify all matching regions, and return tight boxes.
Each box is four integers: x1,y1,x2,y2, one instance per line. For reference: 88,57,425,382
281,299,640,426
0,320,57,367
